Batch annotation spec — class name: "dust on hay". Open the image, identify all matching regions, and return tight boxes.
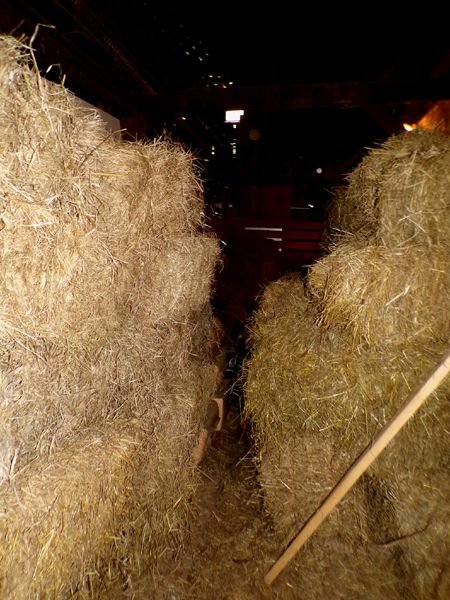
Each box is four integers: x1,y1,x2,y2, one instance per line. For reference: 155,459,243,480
0,35,220,595
244,130,450,598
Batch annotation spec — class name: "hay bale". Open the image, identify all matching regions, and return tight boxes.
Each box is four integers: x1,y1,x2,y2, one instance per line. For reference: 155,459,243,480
0,35,220,595
307,242,450,348
0,423,144,598
0,388,217,598
246,131,450,595
0,33,219,458
328,129,450,248
260,433,410,600
142,234,219,324
0,36,212,345
245,277,448,449
245,278,449,596
0,318,217,472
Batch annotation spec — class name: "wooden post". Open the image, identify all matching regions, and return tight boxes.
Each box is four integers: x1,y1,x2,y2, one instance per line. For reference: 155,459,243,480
265,348,450,586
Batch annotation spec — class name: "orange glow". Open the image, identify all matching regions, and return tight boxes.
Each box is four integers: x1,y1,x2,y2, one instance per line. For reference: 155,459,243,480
417,101,450,133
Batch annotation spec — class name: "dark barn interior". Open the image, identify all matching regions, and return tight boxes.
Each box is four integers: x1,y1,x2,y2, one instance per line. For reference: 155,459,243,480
0,3,449,598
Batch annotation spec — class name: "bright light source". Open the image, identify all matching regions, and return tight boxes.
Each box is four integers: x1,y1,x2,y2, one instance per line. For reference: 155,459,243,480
225,109,244,123
308,204,314,208
245,227,282,232
403,123,416,132
316,167,322,174
181,115,187,121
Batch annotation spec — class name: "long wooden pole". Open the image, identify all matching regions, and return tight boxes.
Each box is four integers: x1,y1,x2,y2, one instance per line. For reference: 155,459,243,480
265,348,450,586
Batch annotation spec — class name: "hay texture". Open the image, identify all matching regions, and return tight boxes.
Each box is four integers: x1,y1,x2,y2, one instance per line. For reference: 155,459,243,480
245,129,450,599
0,424,143,598
308,242,449,348
327,129,450,248
0,36,219,596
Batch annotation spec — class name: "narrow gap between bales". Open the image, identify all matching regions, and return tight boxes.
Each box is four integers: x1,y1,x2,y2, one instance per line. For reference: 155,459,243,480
132,335,302,600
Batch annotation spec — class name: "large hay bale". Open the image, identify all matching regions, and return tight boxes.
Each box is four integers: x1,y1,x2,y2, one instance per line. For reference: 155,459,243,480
245,279,399,597
0,35,219,595
245,277,449,598
0,36,215,346
328,129,450,248
308,242,450,348
245,129,450,598
0,319,215,471
308,129,450,351
0,423,144,598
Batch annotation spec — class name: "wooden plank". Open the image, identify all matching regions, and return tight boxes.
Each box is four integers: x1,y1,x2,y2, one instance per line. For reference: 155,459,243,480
233,230,323,243
223,217,323,231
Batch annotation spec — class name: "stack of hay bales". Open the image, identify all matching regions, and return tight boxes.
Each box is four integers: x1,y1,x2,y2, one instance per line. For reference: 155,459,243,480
0,36,219,597
245,129,450,598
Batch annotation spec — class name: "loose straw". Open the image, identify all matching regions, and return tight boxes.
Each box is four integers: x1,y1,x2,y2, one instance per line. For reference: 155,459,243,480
265,347,450,585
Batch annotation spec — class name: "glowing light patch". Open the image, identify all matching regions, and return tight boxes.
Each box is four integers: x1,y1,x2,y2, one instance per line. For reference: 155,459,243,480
225,109,244,123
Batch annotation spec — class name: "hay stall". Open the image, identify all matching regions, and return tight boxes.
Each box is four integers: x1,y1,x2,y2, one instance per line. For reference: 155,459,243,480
245,130,450,598
0,36,219,596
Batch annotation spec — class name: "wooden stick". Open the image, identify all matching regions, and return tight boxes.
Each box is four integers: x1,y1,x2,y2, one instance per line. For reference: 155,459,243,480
192,399,221,464
192,429,210,465
265,347,450,586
